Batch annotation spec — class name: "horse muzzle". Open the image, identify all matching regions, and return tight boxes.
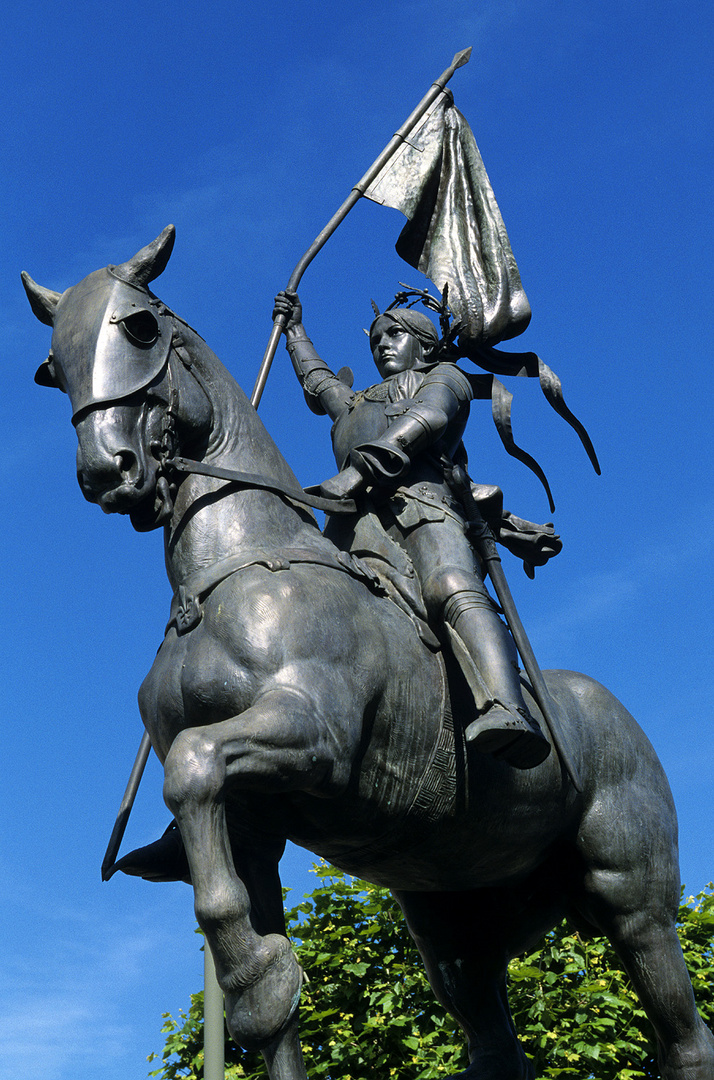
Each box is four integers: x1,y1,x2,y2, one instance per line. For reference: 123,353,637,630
75,410,151,511
78,457,152,510
86,473,147,513
78,456,173,531
75,403,175,530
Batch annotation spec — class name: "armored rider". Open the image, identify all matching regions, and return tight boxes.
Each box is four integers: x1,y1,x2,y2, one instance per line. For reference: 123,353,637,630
274,290,555,770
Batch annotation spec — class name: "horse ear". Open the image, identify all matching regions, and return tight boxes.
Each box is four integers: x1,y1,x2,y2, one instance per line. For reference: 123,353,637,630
21,271,61,327
113,224,176,287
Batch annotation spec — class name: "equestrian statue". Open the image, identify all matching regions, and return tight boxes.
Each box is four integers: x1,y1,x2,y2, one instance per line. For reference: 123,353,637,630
21,49,714,1080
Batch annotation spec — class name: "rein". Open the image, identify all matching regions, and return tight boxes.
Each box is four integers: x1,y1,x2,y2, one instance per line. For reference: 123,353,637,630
165,455,357,515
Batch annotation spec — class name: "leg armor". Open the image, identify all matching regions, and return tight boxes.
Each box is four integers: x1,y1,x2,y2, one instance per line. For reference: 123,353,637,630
420,563,551,770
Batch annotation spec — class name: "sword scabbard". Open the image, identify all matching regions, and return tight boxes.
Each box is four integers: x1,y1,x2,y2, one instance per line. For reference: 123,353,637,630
449,466,583,792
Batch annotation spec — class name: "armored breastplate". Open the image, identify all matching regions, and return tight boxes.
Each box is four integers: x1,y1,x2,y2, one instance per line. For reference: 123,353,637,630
331,367,470,472
331,389,392,469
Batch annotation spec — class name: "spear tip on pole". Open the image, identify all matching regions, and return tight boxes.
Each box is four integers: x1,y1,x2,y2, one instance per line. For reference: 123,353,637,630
452,46,473,69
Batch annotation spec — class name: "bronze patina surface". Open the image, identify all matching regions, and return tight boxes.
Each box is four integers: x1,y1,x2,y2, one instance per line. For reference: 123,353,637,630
23,222,714,1079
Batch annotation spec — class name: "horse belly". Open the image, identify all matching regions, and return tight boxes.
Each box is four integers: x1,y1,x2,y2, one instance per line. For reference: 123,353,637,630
280,667,578,892
289,767,573,893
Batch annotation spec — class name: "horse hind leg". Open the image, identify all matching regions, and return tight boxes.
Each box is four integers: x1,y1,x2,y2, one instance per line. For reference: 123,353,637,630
576,786,714,1079
394,889,535,1080
579,874,714,1080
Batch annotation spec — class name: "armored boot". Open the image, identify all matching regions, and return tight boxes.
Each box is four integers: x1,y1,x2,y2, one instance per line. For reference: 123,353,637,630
441,590,551,769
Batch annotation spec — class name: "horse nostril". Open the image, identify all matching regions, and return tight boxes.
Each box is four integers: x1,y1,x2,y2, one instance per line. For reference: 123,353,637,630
114,450,138,479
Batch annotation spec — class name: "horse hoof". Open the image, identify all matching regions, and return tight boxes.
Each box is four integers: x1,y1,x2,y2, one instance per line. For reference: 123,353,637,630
224,935,303,1051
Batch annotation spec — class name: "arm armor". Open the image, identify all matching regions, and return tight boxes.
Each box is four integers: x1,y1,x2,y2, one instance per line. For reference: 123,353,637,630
286,333,354,418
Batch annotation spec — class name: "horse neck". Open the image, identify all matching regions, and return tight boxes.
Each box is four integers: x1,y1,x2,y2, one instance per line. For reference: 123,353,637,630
164,326,325,588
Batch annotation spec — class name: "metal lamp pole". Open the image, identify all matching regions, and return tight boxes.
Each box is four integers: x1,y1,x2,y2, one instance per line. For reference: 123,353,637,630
204,943,225,1080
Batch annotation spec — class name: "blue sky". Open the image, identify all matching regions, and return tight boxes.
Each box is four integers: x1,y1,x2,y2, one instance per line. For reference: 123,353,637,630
2,2,713,1077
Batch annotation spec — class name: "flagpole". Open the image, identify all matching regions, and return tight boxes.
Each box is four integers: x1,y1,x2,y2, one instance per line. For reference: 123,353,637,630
250,45,472,408
204,942,225,1080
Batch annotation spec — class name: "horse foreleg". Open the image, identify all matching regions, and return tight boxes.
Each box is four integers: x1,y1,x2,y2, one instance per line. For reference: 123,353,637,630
394,889,535,1080
229,841,308,1080
163,691,333,1077
170,796,301,1054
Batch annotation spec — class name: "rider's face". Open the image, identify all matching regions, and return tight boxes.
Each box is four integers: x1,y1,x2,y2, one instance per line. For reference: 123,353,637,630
370,319,423,377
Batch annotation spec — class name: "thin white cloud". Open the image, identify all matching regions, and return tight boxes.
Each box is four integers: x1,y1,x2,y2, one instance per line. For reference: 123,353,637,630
528,496,714,652
0,995,129,1080
1,934,141,1080
0,891,194,1080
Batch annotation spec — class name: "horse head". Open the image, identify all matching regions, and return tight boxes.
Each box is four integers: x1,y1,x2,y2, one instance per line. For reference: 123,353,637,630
23,226,212,532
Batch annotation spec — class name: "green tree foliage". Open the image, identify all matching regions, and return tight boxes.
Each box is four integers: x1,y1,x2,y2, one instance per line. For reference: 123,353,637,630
148,866,714,1080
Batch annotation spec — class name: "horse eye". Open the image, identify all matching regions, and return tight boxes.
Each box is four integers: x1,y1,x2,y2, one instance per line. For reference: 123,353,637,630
121,310,160,347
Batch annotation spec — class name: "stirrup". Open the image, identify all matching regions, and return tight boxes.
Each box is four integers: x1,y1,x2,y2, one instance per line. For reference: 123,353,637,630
465,704,551,769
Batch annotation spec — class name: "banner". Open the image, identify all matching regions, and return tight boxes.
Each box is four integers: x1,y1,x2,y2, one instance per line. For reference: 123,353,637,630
365,93,531,345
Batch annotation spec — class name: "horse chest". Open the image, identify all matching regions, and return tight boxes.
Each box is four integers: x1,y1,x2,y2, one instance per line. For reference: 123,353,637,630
138,624,254,761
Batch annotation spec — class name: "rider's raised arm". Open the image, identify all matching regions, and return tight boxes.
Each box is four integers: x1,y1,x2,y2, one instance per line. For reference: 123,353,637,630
273,291,354,421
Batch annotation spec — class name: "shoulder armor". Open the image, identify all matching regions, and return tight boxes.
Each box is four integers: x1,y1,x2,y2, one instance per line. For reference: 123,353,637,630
422,362,473,400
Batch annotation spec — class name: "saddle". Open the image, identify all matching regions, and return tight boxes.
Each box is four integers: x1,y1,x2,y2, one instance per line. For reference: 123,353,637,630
323,500,442,651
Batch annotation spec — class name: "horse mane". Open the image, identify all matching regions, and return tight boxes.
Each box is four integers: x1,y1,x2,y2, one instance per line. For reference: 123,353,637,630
159,303,316,505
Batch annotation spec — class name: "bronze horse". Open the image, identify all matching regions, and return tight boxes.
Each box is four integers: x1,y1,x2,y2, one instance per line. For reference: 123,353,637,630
23,227,714,1079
